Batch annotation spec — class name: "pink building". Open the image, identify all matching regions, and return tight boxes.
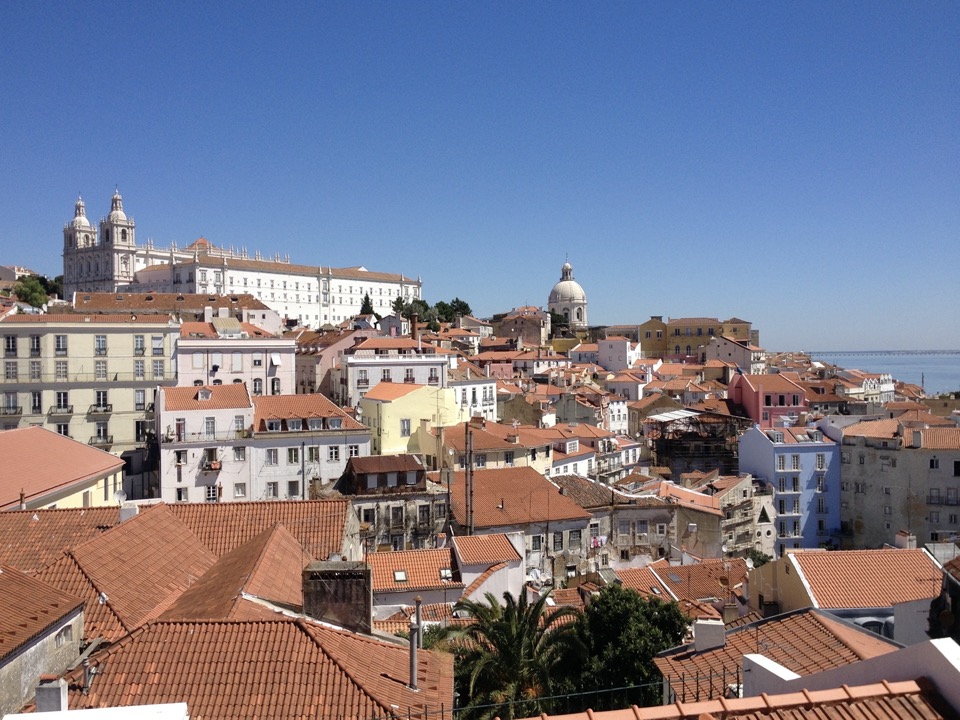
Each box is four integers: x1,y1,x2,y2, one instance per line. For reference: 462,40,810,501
728,373,807,428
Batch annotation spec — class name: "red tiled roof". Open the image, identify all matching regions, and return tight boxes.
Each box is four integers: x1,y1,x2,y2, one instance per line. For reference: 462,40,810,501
252,393,363,429
790,548,942,608
615,566,672,600
0,313,175,324
33,505,217,641
73,292,271,312
163,383,252,412
450,467,591,528
348,454,424,474
0,427,125,510
654,608,900,703
168,499,351,559
650,558,748,605
453,534,521,565
61,618,453,719
0,565,83,659
369,548,462,593
162,524,312,620
362,382,427,401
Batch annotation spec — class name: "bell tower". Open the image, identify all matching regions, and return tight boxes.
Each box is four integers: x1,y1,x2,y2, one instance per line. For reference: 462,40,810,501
62,196,96,298
99,189,137,288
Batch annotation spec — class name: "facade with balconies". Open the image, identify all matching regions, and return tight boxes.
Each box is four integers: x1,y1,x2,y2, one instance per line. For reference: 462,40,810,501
332,337,449,407
0,313,179,496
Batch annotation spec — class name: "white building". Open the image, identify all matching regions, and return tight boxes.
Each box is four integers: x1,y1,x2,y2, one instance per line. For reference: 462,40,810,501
175,313,295,396
333,337,449,407
156,384,369,503
547,260,588,330
62,192,422,328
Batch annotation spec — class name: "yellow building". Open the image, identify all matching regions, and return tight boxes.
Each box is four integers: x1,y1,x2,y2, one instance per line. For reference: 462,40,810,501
0,426,125,510
634,315,755,359
358,382,462,456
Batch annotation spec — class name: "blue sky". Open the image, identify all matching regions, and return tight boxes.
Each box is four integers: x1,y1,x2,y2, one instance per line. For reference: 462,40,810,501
1,2,957,351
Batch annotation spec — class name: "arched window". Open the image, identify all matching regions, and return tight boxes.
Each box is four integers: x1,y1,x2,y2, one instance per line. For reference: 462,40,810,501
576,308,582,321
271,378,281,395
674,345,680,355
252,378,263,395
686,345,692,355
121,229,127,241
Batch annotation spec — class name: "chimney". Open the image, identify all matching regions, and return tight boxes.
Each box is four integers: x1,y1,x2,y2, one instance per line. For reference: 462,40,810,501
410,313,419,342
722,603,739,624
19,489,25,510
203,306,213,322
894,530,917,549
913,430,923,448
35,676,68,712
415,596,423,649
302,561,372,634
693,618,725,652
408,616,419,690
119,502,139,523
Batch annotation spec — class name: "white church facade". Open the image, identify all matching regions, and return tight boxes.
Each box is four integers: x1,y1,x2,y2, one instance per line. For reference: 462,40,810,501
62,192,422,328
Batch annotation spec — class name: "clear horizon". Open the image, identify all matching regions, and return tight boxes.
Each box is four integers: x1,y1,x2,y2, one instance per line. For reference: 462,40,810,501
1,3,957,352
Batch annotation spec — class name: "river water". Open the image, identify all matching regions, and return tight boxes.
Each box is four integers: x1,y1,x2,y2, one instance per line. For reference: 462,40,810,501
811,351,960,396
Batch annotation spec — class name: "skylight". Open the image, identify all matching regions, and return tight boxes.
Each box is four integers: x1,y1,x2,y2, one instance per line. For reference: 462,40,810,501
394,570,407,583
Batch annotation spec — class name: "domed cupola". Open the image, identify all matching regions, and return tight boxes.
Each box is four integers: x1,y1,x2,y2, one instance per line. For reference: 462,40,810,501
70,195,91,228
547,258,588,329
108,189,127,222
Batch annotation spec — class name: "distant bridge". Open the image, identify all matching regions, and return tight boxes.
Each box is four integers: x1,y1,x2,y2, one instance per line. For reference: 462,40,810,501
808,350,960,357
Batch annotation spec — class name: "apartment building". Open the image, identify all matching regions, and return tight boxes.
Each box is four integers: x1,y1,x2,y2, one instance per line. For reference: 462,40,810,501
332,337,449,407
738,425,841,557
0,313,179,494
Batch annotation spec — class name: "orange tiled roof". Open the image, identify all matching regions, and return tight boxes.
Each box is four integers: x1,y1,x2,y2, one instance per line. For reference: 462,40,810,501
162,524,312,620
790,548,942,608
369,548,462,592
61,617,453,719
73,291,271,312
615,566,672,600
908,427,960,449
252,393,363,429
0,313,175,324
163,383,252,412
654,608,900,703
168,499,351,559
450,467,591,528
0,565,84,659
650,558,748,605
33,505,217,641
453,534,521,565
362,382,426,401
0,427,125,510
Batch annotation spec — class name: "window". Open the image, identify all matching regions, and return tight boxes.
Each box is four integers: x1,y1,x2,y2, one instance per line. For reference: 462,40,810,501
792,476,799,492
400,418,411,437
4,362,16,381
270,378,280,395
234,483,246,498
266,482,278,498
930,511,940,523
504,451,514,467
287,447,299,464
176,488,188,503
883,505,892,515
791,454,800,470
135,389,145,410
151,335,164,356
778,477,786,493
253,353,263,367
95,360,107,380
348,444,359,457
776,455,785,471
3,336,15,356
418,504,430,526
553,532,563,551
404,368,415,382
95,390,108,409
56,423,69,436
855,482,866,494
859,455,865,465
55,391,69,410
54,625,72,648
31,391,41,413
569,529,582,549
134,359,145,379
817,475,825,492
152,360,164,379
205,485,219,503
252,378,263,395
816,453,825,470
328,446,340,461
531,535,543,552
265,449,278,466
234,446,246,461
930,458,940,470
381,368,391,382
29,360,40,380
288,480,300,498
818,497,827,514
94,335,107,355
134,335,145,355
55,335,67,355
391,506,404,526
55,360,67,381
475,454,487,468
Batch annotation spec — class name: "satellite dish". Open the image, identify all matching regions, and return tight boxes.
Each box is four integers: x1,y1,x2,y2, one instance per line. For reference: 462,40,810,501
745,557,755,570
529,568,541,581
115,489,127,504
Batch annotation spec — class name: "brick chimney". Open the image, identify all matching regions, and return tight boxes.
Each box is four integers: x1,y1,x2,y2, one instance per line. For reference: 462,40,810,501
302,561,372,634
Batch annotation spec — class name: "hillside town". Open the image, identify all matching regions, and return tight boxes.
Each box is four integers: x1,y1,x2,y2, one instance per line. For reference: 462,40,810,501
0,193,959,719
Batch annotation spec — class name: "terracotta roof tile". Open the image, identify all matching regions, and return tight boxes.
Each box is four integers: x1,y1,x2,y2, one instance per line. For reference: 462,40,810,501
163,383,253,412
908,427,960,450
649,558,748,605
369,548,462,592
168,499,351,559
348,454,424,474
252,393,363,429
0,313,174,324
0,506,126,573
615,566,672,600
72,292,271,313
0,565,83,659
61,618,452,719
162,524,312,620
453,534,521,565
450,467,592,529
655,608,900,702
790,548,942,608
0,427,125,510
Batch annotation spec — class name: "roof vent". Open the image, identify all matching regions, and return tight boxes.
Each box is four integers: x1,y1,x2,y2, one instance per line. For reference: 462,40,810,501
145,295,154,302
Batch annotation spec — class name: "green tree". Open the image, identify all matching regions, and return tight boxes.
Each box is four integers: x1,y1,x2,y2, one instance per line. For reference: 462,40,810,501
449,297,472,319
745,548,772,568
391,295,406,316
445,591,583,720
12,275,47,307
360,293,374,315
434,300,454,323
572,584,688,710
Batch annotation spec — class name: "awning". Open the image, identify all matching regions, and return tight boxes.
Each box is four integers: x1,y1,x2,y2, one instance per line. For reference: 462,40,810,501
270,352,281,367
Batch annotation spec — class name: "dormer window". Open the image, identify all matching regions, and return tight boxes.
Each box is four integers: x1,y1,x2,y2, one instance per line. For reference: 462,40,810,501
308,418,322,431
440,568,452,581
266,420,281,431
328,417,342,430
198,389,212,401
288,419,303,431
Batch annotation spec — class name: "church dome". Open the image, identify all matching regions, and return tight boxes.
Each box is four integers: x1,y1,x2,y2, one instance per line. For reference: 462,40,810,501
70,196,91,228
108,190,127,222
547,259,589,329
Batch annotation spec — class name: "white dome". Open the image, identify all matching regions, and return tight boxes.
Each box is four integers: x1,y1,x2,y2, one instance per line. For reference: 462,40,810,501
108,191,127,222
70,197,91,228
547,259,588,329
549,279,587,305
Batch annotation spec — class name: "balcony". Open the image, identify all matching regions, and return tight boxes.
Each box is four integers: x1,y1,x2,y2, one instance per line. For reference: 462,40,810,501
356,378,369,387
928,495,944,505
404,376,416,383
89,435,113,447
95,348,108,356
55,349,67,357
30,348,40,357
88,404,113,415
202,460,222,472
4,350,15,358
0,406,22,416
49,405,74,415
427,376,439,385
134,348,145,356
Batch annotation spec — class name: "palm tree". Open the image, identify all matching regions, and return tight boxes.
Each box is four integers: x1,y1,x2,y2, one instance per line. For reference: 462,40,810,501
446,590,583,720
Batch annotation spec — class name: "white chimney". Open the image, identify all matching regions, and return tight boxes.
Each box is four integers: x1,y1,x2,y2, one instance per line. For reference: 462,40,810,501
693,618,725,652
35,677,68,712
